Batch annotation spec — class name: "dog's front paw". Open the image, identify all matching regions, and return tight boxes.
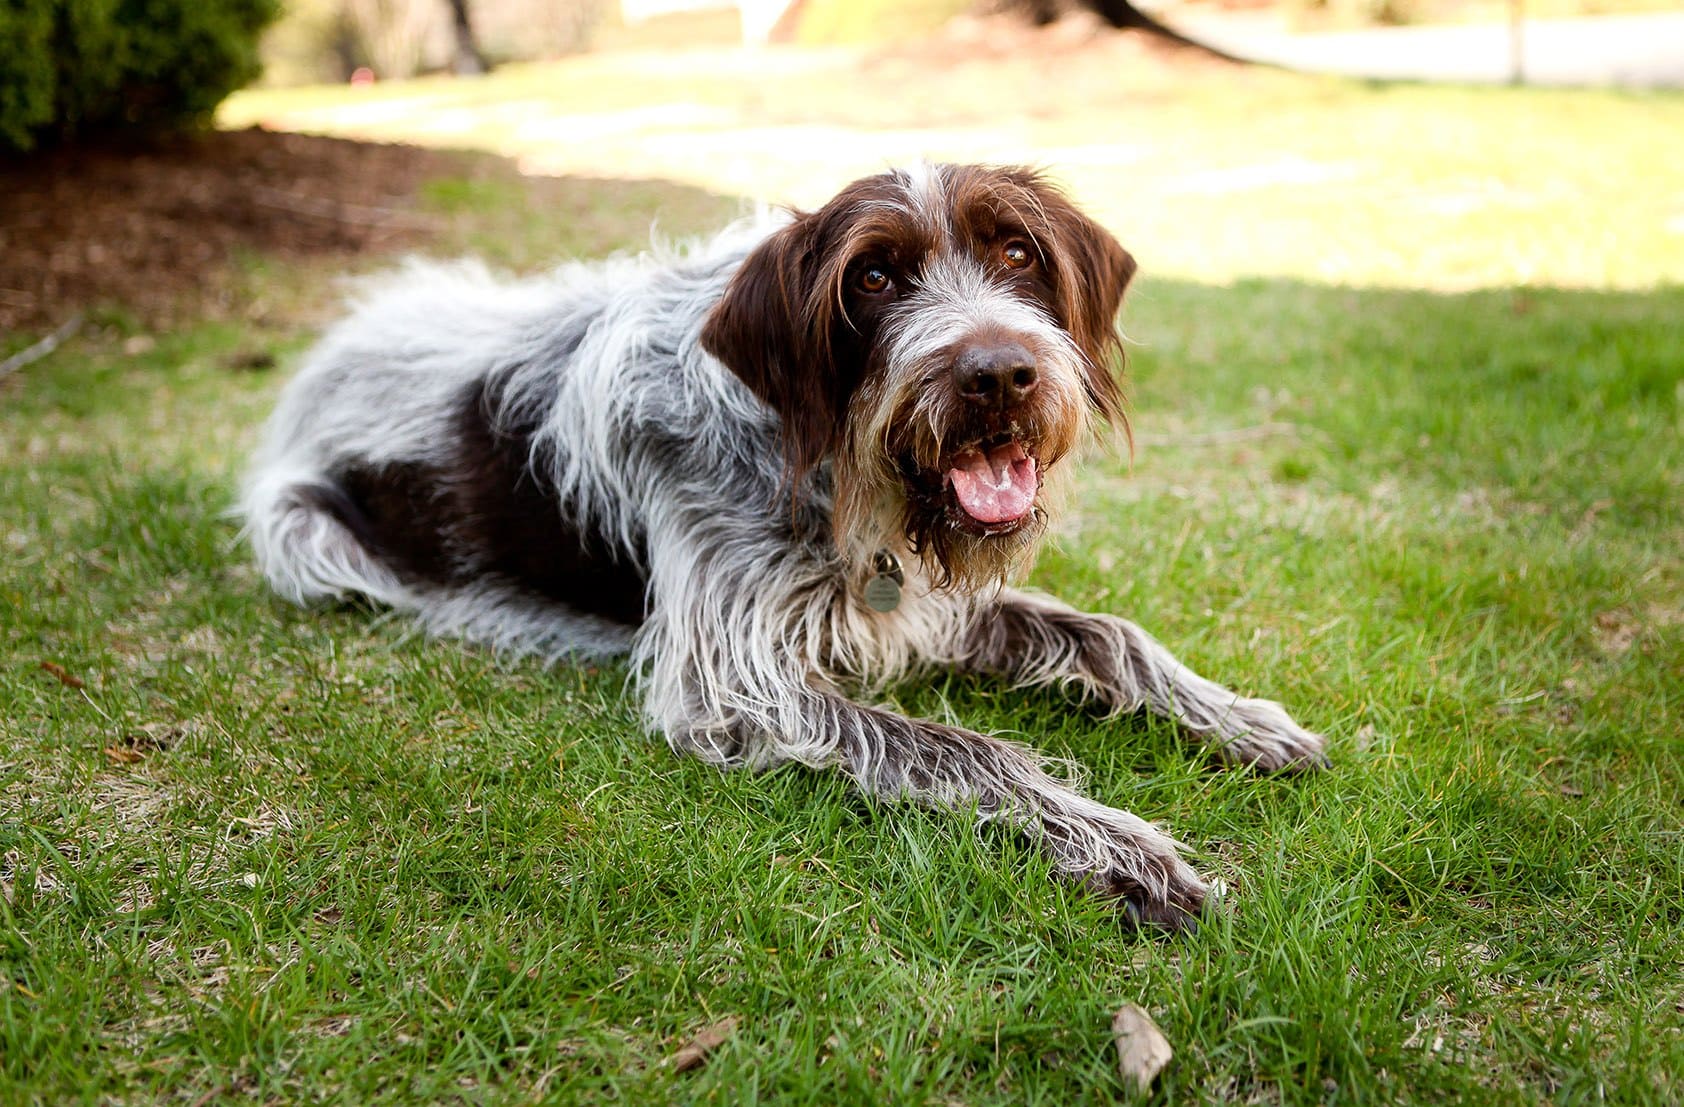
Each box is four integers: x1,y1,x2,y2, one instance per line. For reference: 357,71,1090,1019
1206,697,1329,773
1094,855,1209,934
1078,817,1211,934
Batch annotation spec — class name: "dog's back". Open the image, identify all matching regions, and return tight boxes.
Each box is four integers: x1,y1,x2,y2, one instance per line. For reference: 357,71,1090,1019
240,234,775,660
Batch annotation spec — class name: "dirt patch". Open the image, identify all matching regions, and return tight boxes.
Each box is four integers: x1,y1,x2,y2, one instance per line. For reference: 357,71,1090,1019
0,126,465,333
0,18,1222,337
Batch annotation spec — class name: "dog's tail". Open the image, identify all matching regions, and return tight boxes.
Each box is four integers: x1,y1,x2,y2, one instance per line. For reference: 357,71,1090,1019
238,465,413,611
237,465,638,660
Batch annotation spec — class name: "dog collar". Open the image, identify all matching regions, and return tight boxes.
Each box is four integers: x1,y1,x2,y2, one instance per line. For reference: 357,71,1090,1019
862,548,905,612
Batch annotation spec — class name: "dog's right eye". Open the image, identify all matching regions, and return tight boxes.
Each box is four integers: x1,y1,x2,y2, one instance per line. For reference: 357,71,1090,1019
857,266,892,294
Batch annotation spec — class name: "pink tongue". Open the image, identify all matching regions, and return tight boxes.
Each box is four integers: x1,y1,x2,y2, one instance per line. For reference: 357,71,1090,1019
947,442,1038,525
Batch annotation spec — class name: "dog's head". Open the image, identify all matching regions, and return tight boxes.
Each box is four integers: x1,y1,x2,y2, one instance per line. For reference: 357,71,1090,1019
701,164,1135,590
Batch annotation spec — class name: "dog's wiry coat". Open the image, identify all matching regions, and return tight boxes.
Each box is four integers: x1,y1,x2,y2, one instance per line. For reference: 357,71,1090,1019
242,165,1327,929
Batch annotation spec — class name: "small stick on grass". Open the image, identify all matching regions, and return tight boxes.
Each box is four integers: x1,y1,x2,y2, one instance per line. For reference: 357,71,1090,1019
1,313,84,381
39,661,85,689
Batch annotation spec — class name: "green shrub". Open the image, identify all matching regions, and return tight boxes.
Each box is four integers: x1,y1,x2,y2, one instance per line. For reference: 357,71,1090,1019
0,0,280,153
0,1,56,150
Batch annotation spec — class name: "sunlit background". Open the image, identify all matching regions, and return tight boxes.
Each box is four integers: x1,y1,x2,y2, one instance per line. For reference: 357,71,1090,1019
220,0,1684,290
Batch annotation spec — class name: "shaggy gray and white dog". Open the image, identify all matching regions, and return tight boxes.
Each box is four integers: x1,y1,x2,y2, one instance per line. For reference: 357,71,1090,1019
242,164,1327,930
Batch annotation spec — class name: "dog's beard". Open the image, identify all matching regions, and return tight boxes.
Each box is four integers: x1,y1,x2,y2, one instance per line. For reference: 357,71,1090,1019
897,475,1051,591
832,357,1088,593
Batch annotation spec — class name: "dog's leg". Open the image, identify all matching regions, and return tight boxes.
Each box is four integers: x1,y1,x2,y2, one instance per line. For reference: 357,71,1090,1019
962,590,1328,772
634,531,1208,930
816,692,1210,930
678,683,1209,930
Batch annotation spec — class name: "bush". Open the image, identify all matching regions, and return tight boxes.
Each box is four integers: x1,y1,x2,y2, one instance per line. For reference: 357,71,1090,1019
0,0,280,153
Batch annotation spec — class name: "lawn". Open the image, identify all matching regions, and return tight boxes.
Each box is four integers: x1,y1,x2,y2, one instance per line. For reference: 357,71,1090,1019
4,26,1683,1105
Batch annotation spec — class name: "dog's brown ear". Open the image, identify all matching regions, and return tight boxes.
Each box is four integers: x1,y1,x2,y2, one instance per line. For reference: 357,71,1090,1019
701,215,845,484
1040,195,1136,425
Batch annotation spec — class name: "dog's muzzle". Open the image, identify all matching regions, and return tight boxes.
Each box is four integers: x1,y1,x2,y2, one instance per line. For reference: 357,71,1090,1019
942,339,1043,528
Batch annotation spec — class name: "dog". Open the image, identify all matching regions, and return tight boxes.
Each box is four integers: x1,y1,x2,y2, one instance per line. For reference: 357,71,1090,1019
241,164,1327,930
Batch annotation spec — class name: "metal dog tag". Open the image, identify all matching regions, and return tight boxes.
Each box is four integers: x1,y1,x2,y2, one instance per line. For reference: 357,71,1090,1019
863,573,902,612
863,548,905,613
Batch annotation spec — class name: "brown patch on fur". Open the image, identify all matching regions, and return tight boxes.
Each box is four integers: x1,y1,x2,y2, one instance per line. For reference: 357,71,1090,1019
700,174,937,487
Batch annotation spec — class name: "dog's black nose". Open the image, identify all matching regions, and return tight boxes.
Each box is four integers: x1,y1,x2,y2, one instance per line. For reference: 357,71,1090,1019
954,342,1038,408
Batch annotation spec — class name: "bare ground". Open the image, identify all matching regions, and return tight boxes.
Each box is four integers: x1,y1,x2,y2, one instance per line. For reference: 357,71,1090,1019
0,15,1228,339
0,127,465,333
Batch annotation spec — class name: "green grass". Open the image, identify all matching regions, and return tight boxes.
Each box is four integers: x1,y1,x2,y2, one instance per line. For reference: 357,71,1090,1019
8,49,1684,1106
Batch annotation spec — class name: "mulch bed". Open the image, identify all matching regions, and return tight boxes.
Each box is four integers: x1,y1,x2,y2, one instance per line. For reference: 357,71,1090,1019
0,127,463,333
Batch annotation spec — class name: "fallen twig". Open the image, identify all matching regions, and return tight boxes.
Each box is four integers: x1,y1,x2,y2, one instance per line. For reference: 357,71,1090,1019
0,313,84,381
39,661,85,689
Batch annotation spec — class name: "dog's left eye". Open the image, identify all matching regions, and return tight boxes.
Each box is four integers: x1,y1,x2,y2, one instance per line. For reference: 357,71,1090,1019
857,266,893,294
1002,241,1033,270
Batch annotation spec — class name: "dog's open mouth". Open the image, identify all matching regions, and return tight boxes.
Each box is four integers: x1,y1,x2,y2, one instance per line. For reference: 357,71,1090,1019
946,437,1038,525
895,434,1046,539
931,435,1039,534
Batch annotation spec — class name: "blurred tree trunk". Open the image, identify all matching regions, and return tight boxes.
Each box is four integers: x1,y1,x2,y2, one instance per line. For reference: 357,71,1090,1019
446,0,490,75
1079,0,1238,56
997,0,1241,59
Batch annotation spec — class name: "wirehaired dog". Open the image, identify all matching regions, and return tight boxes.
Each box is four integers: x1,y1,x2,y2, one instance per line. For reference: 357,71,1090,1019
242,164,1327,930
